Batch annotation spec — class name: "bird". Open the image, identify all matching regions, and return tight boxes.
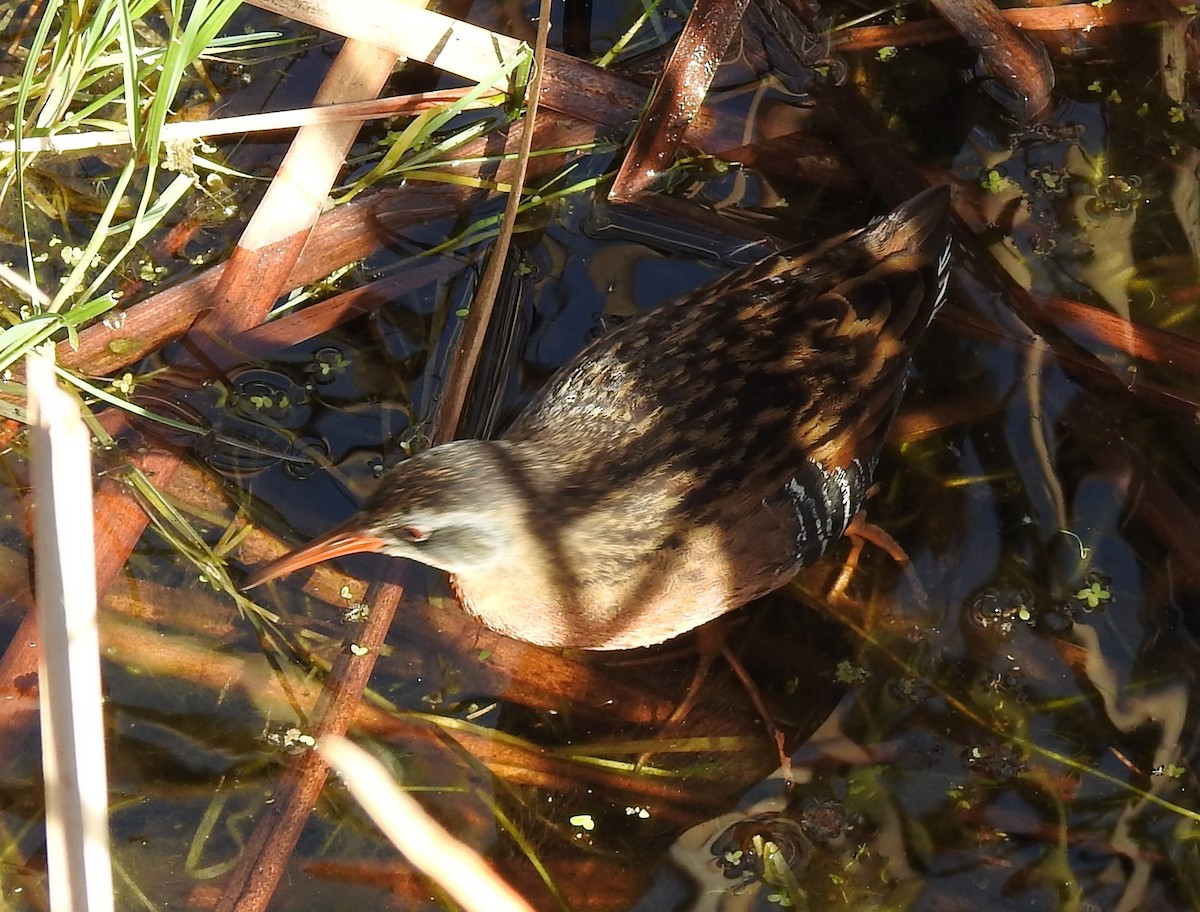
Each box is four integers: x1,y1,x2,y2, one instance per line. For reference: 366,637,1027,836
244,187,953,651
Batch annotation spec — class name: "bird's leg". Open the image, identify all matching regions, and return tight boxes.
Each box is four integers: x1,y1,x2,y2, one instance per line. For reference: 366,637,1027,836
636,625,792,784
715,634,792,785
633,643,716,772
825,511,929,620
825,528,866,603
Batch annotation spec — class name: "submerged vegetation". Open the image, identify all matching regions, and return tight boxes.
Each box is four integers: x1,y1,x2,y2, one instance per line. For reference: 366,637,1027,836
2,0,1200,910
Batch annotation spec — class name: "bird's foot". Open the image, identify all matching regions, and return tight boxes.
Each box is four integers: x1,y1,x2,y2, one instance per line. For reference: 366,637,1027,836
826,512,930,619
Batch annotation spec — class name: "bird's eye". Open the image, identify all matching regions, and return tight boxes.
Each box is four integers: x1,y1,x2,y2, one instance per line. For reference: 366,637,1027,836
400,525,430,543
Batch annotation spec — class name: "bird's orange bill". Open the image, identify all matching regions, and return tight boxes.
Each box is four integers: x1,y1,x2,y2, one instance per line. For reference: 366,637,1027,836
242,523,386,590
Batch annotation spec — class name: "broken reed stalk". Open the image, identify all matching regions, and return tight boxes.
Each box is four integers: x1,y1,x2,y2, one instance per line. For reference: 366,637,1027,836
321,736,537,912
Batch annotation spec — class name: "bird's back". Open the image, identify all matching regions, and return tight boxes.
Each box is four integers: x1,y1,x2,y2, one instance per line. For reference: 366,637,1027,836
506,187,952,509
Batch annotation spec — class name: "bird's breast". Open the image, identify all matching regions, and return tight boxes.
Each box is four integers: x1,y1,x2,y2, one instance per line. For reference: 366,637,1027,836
447,474,838,650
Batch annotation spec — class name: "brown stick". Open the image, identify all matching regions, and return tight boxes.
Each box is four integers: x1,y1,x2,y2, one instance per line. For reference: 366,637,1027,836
835,1,1182,51
1037,295,1200,375
201,39,404,912
609,0,752,201
927,0,1054,121
434,0,552,441
213,572,407,912
55,187,465,376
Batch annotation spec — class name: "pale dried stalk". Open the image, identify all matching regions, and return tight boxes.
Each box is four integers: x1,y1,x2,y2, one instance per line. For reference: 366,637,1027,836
322,736,536,912
0,89,500,155
28,351,113,912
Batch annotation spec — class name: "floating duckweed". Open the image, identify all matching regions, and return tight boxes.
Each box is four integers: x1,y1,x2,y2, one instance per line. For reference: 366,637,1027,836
979,168,1012,193
107,338,142,357
1074,580,1112,609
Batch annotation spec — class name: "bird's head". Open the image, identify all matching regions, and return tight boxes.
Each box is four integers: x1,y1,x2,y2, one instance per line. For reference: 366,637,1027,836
242,440,523,589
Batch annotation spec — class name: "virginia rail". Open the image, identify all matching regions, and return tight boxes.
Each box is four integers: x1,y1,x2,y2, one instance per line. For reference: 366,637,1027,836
244,187,952,650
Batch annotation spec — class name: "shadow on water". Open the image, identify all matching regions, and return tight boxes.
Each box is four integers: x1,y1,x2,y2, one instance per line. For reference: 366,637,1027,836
4,4,1200,910
122,99,1200,904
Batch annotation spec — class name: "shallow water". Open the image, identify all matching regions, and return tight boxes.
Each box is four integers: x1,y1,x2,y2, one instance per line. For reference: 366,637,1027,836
3,3,1200,910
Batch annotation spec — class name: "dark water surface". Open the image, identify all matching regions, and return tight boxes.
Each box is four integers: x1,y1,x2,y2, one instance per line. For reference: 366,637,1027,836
3,2,1200,910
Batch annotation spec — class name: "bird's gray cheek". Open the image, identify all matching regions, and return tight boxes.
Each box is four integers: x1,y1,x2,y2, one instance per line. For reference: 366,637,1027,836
424,527,506,572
